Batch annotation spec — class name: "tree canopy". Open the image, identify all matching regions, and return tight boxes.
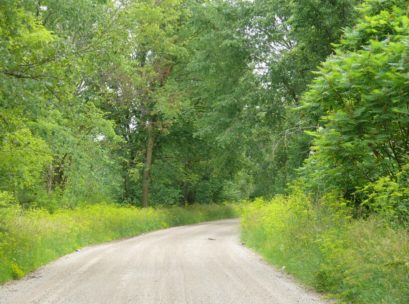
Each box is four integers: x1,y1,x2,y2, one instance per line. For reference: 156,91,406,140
1,0,408,224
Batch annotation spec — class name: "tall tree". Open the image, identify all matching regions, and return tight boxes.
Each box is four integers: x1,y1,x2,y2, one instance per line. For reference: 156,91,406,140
299,0,409,208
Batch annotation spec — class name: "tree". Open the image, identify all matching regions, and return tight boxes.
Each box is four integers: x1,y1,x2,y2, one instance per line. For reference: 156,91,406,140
0,0,123,208
300,0,409,211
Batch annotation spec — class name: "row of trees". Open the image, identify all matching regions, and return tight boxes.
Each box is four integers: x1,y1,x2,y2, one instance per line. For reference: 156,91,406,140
1,0,408,220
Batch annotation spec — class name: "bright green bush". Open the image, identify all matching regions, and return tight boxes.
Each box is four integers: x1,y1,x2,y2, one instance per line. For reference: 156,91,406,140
0,203,239,284
300,0,409,206
357,164,409,225
241,195,409,304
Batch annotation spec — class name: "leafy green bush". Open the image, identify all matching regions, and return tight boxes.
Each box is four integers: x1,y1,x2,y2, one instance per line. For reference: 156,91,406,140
0,203,239,284
241,195,409,304
300,0,409,208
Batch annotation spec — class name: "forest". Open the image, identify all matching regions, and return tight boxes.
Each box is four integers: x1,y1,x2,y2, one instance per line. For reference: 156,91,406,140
1,0,409,303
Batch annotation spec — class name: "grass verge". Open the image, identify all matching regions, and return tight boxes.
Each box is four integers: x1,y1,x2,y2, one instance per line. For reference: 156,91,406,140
241,195,409,304
0,203,239,284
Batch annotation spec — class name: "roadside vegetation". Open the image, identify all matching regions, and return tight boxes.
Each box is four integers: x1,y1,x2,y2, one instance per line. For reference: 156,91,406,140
0,203,239,284
241,194,409,304
241,1,409,303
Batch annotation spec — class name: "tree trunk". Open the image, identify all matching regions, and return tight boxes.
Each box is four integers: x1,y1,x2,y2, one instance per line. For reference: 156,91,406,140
142,122,154,207
47,164,54,193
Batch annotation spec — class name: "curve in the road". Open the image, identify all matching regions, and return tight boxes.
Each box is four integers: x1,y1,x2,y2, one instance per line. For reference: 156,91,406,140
0,219,327,304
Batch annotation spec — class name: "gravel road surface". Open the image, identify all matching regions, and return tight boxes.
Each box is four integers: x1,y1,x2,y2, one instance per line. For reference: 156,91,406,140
0,219,328,304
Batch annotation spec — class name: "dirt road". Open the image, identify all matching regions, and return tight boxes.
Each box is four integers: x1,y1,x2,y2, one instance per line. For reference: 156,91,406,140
0,219,327,304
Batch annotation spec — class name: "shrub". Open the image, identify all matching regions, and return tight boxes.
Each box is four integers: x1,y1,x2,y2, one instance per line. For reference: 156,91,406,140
241,195,409,303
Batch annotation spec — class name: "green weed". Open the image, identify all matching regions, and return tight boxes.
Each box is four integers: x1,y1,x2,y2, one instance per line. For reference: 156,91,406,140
241,195,409,304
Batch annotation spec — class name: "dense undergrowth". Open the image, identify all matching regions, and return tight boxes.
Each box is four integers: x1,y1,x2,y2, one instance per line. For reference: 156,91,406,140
241,195,409,304
0,203,239,284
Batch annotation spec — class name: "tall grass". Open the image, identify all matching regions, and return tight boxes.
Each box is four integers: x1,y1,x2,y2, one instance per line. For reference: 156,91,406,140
0,203,239,284
241,195,409,304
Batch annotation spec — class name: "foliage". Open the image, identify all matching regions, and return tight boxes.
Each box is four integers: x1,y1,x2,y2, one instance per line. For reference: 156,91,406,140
241,195,409,304
0,191,16,208
142,0,361,201
0,129,52,197
0,0,379,207
237,0,361,196
300,0,409,208
0,0,123,208
358,164,409,225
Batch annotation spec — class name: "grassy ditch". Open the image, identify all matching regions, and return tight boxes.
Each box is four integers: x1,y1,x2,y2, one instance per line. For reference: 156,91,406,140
241,195,409,304
0,203,239,284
